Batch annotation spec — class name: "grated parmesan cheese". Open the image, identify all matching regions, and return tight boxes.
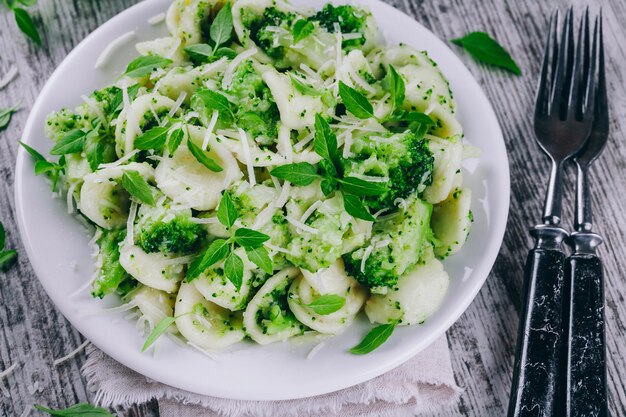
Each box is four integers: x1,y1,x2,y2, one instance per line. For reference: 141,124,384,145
286,216,318,234
190,216,219,224
299,200,322,227
147,12,166,25
346,173,389,183
168,91,187,117
306,341,326,360
0,65,18,90
264,243,291,255
166,36,182,59
53,340,90,366
82,300,139,316
122,84,141,155
360,245,374,272
0,362,18,380
19,406,31,417
95,31,136,69
66,182,78,214
394,197,407,210
274,181,291,208
126,201,138,245
202,110,219,150
221,48,258,89
294,131,314,151
81,94,109,128
238,128,256,186
98,149,139,169
200,56,228,75
277,124,293,162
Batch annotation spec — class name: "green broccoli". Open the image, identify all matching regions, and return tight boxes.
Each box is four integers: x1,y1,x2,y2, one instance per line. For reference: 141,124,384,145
256,279,304,336
343,196,433,291
226,60,280,145
135,203,205,254
243,6,296,61
92,228,135,298
309,4,368,48
342,131,434,212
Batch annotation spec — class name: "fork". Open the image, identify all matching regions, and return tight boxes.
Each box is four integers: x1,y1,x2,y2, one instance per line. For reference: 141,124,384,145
562,11,609,417
507,9,596,417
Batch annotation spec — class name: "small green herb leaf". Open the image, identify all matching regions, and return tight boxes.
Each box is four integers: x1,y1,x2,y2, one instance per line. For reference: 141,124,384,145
191,88,234,124
134,126,169,150
122,170,155,206
305,294,346,315
320,178,337,196
290,74,321,96
451,31,521,75
338,81,374,119
314,114,338,163
186,239,230,281
339,177,388,197
349,323,396,354
14,8,41,45
0,250,17,271
214,47,237,59
184,43,213,64
20,142,63,191
167,128,184,155
50,129,87,155
124,55,172,78
210,2,233,48
343,193,375,221
187,139,223,172
224,251,244,290
0,222,5,249
389,110,435,125
217,192,238,229
0,106,19,131
110,84,140,115
141,316,177,352
388,65,405,110
245,246,272,274
34,403,114,417
270,162,320,186
293,19,314,44
234,228,270,249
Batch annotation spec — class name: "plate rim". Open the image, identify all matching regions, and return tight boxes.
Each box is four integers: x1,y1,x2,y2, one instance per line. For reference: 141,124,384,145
14,0,510,400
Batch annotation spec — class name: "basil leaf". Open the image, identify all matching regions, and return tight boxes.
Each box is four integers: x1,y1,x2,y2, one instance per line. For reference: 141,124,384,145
214,47,237,59
134,126,169,150
290,75,321,96
85,134,116,171
167,128,184,155
14,8,41,45
0,222,5,249
184,43,213,64
210,2,233,48
451,31,521,75
293,19,314,44
224,251,244,290
191,88,234,124
19,141,46,163
186,239,230,281
124,55,172,78
187,139,223,172
0,250,17,271
110,84,140,115
388,65,405,110
234,228,270,249
305,294,346,315
34,403,114,417
389,110,435,126
20,141,63,191
16,0,38,7
141,316,177,352
245,246,272,274
0,106,19,131
217,192,238,229
338,81,374,119
313,114,338,163
343,193,375,221
50,129,87,155
122,170,155,206
270,162,320,186
349,323,396,354
320,178,337,196
339,177,388,197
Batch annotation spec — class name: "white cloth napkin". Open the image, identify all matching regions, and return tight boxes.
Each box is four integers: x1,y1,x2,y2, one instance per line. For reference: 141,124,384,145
83,336,460,417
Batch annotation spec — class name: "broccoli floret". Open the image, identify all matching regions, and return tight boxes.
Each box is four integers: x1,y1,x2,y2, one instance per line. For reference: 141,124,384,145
310,4,367,48
256,279,303,336
244,7,296,61
226,60,280,145
135,203,205,254
343,196,433,291
92,228,135,298
342,131,434,212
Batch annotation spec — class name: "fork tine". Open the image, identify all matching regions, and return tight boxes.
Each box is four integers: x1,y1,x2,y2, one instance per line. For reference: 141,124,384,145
550,7,575,119
595,11,607,118
568,8,589,120
535,10,559,119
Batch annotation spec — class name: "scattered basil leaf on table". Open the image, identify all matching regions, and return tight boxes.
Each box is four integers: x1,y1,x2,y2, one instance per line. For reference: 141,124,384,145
305,295,346,315
13,7,41,45
451,31,521,75
34,403,114,417
121,170,155,206
349,323,396,354
0,106,19,131
0,250,17,271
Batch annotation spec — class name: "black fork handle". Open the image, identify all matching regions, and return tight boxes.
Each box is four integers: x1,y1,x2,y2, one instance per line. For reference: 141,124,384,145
508,225,568,417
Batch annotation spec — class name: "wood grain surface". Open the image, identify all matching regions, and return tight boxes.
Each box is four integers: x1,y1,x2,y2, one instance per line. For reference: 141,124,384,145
1,0,625,416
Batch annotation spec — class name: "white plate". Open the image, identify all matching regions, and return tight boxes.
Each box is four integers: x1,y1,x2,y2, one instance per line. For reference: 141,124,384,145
15,0,509,401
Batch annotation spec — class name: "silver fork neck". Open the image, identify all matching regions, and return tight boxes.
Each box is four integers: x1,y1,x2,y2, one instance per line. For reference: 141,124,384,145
574,161,594,231
542,158,566,225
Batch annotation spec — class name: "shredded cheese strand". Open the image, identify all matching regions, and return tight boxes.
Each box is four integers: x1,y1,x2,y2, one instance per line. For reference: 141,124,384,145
238,128,256,186
95,31,135,69
202,110,219,150
0,66,18,90
147,12,166,25
53,340,90,366
221,48,258,89
286,216,319,234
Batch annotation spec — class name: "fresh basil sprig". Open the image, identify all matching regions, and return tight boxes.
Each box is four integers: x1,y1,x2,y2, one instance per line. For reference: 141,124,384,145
124,55,173,78
50,129,88,155
190,88,234,125
121,170,155,206
292,19,314,44
270,162,320,186
349,323,396,354
305,294,346,315
186,193,272,286
451,31,521,75
338,81,374,119
183,2,234,64
0,221,17,271
34,403,114,417
134,126,170,151
0,105,20,131
20,141,64,191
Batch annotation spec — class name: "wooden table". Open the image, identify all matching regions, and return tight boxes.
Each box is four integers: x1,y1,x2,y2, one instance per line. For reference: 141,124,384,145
1,0,625,415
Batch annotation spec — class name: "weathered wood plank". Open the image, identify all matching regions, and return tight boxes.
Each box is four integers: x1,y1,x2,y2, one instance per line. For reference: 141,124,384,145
1,0,625,416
